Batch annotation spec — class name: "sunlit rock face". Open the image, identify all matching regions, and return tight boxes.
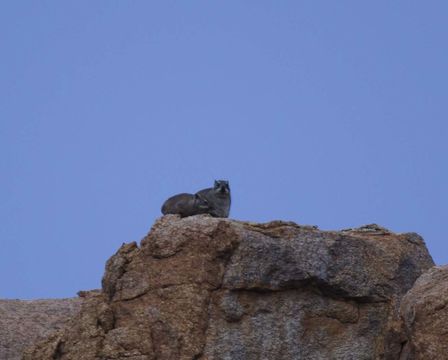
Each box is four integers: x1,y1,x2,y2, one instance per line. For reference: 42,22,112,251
22,216,438,360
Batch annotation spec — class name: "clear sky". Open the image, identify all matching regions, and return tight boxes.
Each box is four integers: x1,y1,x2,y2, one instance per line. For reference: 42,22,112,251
1,2,447,299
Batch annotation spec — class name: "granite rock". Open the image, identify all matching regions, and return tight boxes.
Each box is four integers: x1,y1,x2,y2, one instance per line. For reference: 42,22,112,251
23,216,435,360
0,297,81,360
399,265,448,359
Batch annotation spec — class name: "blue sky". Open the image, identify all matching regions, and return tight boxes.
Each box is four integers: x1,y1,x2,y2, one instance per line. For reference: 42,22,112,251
1,2,447,299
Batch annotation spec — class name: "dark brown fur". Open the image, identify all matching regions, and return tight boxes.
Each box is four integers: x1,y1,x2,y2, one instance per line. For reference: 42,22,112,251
195,180,231,218
161,193,210,217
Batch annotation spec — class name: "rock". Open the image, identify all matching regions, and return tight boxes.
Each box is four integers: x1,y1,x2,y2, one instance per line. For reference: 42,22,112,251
399,265,448,359
24,215,434,360
0,297,82,360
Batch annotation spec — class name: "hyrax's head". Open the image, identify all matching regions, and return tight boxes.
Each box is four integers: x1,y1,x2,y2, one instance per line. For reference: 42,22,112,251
194,194,210,209
214,180,230,195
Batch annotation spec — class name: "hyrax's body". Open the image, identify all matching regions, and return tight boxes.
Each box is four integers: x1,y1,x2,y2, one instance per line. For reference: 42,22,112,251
195,180,231,218
161,193,209,217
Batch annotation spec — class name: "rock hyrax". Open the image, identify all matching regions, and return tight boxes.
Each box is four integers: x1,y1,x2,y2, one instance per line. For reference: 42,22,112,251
161,193,210,217
195,180,231,218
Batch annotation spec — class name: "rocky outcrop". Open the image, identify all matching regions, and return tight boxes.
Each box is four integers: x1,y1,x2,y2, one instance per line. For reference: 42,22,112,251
23,216,435,360
0,298,82,360
399,265,448,359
